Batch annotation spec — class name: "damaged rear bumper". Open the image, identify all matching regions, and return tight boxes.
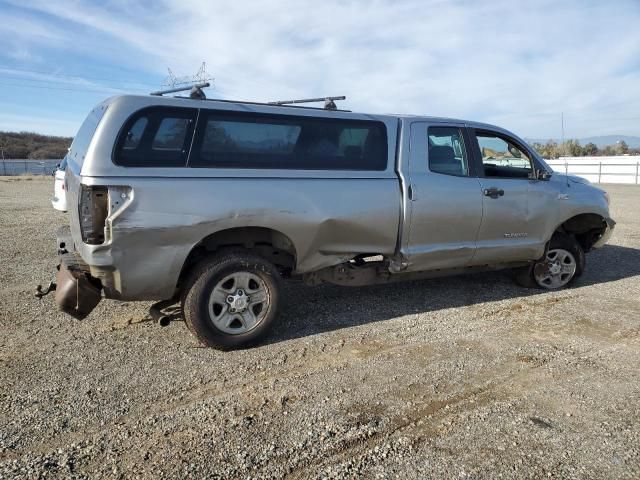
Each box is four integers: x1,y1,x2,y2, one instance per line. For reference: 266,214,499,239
54,258,102,319
42,226,103,320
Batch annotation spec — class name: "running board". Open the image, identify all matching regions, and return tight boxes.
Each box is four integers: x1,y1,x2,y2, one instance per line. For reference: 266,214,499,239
303,260,531,287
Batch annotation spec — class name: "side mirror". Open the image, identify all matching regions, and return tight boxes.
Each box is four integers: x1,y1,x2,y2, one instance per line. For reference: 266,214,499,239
507,144,522,158
528,168,552,181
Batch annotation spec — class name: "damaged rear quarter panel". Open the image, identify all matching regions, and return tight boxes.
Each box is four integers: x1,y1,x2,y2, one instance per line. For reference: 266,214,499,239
67,95,401,300
84,176,400,300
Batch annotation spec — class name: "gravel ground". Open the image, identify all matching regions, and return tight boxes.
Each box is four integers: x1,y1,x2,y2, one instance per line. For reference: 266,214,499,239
1,176,639,479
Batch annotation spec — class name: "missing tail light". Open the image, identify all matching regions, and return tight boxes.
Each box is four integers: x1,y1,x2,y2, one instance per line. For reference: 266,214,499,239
79,185,108,244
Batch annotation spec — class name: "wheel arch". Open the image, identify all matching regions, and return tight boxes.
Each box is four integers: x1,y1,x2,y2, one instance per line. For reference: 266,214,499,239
175,227,297,294
550,212,608,252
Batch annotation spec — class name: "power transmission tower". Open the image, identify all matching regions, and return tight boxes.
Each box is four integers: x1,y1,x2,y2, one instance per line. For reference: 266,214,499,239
162,62,214,89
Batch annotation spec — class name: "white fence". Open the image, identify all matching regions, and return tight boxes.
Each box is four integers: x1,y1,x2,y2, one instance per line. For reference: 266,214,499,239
546,156,640,185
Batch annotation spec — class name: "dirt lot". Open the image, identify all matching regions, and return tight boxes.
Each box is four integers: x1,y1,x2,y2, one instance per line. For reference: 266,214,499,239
0,177,638,479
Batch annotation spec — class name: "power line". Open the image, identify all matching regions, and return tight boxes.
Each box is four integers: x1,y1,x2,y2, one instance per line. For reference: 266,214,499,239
0,74,149,90
0,66,159,88
0,81,146,95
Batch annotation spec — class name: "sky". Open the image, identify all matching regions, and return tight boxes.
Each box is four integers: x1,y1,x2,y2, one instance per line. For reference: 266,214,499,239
0,0,639,139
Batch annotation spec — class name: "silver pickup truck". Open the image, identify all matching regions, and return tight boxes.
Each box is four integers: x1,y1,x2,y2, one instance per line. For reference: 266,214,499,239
45,93,614,349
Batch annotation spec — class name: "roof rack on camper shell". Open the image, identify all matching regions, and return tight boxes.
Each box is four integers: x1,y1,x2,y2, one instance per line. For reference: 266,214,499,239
149,82,348,111
150,82,210,99
268,96,346,111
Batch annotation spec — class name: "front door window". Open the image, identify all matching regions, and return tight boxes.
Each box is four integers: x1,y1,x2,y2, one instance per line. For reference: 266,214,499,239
475,133,532,178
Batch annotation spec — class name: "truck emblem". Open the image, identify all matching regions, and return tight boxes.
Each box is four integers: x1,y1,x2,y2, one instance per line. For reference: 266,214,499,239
504,232,528,238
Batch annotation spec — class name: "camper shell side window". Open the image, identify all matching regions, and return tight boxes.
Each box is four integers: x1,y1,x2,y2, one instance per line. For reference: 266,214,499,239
113,106,197,167
189,110,388,170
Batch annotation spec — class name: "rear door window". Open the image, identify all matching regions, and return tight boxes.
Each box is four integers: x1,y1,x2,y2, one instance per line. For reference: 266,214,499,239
114,107,197,167
427,127,469,176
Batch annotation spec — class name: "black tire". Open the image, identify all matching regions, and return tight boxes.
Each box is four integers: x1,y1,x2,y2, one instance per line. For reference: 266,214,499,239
514,233,585,289
181,250,282,349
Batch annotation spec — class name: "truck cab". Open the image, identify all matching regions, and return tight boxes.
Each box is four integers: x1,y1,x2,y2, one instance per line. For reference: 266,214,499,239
397,119,612,272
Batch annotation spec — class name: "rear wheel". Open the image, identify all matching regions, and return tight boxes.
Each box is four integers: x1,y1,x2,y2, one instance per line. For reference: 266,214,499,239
515,233,585,289
182,251,281,349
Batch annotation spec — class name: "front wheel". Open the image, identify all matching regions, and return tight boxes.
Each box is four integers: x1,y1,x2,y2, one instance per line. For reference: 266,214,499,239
182,251,282,349
515,233,585,289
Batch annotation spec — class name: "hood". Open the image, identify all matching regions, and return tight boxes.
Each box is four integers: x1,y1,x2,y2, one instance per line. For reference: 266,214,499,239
564,174,591,185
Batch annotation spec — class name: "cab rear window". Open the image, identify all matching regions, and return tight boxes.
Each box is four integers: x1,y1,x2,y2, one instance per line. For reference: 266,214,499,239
113,107,197,167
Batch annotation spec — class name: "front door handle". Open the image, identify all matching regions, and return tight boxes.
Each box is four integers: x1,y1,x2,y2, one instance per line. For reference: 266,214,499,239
483,187,505,199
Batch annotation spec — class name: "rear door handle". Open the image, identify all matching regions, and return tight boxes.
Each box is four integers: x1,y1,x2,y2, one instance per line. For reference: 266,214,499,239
483,187,505,199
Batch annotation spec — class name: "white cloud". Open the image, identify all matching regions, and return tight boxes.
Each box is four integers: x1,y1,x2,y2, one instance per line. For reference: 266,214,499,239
5,0,640,137
0,67,144,94
0,11,64,41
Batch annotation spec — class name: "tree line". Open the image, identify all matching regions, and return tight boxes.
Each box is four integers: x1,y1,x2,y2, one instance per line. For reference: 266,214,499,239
0,131,72,160
530,139,639,159
1,130,639,161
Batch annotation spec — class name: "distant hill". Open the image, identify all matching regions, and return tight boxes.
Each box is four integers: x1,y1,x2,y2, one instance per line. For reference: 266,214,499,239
0,131,72,160
526,135,640,148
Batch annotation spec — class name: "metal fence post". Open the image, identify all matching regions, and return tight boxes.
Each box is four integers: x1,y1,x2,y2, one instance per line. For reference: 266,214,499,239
598,162,602,184
636,162,639,185
1,160,5,176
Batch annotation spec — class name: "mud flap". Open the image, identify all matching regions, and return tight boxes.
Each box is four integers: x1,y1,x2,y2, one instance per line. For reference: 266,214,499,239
55,262,102,320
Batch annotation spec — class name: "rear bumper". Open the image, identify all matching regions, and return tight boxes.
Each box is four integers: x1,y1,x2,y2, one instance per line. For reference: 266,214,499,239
592,217,616,249
55,259,102,319
54,227,102,319
51,198,68,212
